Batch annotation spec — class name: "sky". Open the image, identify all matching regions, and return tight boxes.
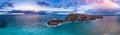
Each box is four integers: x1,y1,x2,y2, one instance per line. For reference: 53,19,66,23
0,0,120,14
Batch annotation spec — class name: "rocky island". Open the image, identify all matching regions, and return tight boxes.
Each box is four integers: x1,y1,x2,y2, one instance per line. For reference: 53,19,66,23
48,14,103,25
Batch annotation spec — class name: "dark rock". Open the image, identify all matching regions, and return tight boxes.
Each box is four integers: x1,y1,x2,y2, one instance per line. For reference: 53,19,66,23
65,14,103,21
48,20,63,25
48,14,103,25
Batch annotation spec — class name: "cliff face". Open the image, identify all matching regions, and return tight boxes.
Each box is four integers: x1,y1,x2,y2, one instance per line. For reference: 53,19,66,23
48,14,103,25
65,14,103,21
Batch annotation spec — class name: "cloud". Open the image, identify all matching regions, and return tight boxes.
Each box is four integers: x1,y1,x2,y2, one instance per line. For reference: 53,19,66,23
0,0,120,15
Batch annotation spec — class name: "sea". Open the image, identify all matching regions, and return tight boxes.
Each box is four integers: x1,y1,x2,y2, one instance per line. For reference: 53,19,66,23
0,14,120,35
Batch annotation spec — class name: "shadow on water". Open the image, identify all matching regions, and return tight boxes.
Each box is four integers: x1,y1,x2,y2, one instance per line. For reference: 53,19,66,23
0,15,16,28
0,21,7,28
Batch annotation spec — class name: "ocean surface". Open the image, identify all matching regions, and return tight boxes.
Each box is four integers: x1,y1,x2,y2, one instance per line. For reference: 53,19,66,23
0,14,120,35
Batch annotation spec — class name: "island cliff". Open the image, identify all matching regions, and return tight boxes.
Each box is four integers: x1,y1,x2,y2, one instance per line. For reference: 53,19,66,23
48,14,103,25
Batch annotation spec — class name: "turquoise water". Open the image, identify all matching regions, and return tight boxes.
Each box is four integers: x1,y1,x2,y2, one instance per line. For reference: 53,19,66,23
0,15,120,35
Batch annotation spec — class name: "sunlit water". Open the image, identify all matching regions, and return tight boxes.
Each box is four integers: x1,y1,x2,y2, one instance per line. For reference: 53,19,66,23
0,14,120,35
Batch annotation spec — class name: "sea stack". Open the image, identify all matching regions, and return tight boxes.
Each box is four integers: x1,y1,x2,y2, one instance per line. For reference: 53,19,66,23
48,14,103,25
48,20,63,25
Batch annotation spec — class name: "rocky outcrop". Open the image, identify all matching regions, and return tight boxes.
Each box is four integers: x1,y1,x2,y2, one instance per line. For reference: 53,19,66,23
65,14,103,21
48,14,103,25
48,20,63,25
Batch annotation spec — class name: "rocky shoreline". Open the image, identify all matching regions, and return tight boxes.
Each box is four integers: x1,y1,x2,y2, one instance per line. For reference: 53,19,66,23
48,14,103,25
